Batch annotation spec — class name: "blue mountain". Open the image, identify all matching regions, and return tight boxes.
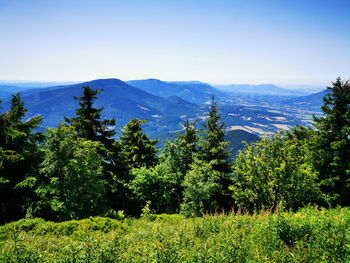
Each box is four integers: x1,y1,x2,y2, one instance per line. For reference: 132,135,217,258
126,79,222,103
215,84,306,96
1,79,197,133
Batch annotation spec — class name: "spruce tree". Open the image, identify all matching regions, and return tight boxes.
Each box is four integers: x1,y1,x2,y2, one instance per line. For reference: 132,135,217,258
176,120,199,175
312,78,350,206
198,97,231,174
0,94,43,223
65,86,128,212
198,97,232,210
65,86,116,147
182,98,233,216
120,118,158,169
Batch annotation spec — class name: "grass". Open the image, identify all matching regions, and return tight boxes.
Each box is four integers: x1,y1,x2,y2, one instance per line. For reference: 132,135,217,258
0,207,349,262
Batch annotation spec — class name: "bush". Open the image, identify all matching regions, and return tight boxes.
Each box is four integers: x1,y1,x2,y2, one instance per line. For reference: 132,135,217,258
0,217,126,240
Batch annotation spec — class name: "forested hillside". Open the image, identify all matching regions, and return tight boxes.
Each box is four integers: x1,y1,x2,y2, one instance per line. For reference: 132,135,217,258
0,78,349,262
1,77,349,222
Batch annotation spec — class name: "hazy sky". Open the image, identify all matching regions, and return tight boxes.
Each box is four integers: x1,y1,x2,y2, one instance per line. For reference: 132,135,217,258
0,0,349,85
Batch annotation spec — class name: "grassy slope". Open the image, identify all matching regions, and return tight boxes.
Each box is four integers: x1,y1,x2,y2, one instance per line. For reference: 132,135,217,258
1,207,349,262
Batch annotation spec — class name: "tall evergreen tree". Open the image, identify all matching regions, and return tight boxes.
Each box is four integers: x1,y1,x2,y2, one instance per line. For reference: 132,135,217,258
312,78,350,206
65,86,128,212
0,94,43,223
198,97,231,174
182,98,233,216
175,120,199,175
120,118,158,169
65,86,116,147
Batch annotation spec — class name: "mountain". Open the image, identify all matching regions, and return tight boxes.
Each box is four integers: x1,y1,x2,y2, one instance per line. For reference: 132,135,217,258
150,129,260,158
215,84,306,96
126,79,222,103
283,89,327,111
225,129,259,158
1,78,316,137
280,85,325,94
0,81,78,88
0,85,35,99
1,79,198,133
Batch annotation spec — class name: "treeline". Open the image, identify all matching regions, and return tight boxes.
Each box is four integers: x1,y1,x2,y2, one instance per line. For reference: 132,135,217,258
0,78,349,223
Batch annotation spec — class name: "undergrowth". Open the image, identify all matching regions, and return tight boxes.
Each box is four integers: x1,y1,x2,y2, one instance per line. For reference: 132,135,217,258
0,207,349,262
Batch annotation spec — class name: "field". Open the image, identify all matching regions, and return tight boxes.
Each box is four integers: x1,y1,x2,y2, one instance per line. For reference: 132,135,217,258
1,207,349,262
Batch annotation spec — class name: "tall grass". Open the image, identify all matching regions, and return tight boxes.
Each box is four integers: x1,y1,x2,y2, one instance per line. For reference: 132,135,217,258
1,207,349,262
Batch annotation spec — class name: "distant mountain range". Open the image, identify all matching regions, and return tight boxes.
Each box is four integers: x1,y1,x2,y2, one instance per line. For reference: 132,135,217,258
215,84,307,96
0,85,36,99
150,129,260,158
0,78,327,138
126,79,222,103
284,89,328,110
1,79,198,133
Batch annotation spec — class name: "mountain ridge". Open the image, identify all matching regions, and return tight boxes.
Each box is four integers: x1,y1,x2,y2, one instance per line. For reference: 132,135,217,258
215,83,306,96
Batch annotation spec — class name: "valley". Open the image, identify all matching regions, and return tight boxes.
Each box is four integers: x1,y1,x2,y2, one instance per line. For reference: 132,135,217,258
0,78,325,143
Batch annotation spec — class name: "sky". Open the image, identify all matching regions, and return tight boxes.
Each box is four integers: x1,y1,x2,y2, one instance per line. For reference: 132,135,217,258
0,0,349,85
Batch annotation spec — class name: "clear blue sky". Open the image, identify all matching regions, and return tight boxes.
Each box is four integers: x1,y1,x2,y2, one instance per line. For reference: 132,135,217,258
0,0,349,85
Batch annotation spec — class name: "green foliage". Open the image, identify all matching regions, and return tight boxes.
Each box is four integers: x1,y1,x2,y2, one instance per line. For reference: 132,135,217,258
181,159,224,217
231,132,322,212
0,217,126,240
130,160,182,214
191,97,233,213
35,124,107,220
1,208,349,262
198,97,231,174
65,86,116,147
64,85,131,214
154,120,199,212
173,120,199,175
312,78,350,206
120,118,158,169
0,94,43,224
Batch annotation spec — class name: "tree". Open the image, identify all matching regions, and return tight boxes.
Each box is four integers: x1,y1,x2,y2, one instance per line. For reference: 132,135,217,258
158,120,199,210
312,78,350,206
120,118,158,169
181,159,222,217
0,94,43,223
231,132,321,212
196,97,233,211
198,97,231,174
65,86,116,147
35,124,107,220
65,86,129,213
130,160,182,214
172,120,199,176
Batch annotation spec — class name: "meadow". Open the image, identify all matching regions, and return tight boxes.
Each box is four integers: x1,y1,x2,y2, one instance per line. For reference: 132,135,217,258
1,207,349,262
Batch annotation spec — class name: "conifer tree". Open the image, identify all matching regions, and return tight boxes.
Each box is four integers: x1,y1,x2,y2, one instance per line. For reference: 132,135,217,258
198,97,231,174
312,78,350,206
65,86,116,147
160,120,199,211
182,98,233,216
0,94,43,223
65,86,128,212
120,118,158,169
175,120,199,175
